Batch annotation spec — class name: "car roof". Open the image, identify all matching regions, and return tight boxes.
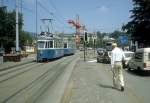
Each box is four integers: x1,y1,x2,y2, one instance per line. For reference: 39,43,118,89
97,48,106,51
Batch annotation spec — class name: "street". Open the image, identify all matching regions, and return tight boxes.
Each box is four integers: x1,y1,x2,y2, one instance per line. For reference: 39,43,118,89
68,51,150,103
0,51,150,103
0,54,79,103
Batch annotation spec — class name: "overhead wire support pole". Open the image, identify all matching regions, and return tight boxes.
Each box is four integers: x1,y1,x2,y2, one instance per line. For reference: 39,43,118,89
16,0,19,53
36,0,38,62
36,0,38,38
84,31,87,62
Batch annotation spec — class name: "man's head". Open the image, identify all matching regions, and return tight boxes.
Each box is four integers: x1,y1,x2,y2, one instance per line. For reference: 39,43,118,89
112,43,117,49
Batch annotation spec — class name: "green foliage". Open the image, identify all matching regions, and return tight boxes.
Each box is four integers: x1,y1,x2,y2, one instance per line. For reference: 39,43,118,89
20,31,33,46
0,7,10,39
122,0,150,45
0,7,31,49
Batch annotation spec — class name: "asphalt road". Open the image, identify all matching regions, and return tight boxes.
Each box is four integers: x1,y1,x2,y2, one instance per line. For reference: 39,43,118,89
0,51,150,103
0,54,79,103
68,51,150,103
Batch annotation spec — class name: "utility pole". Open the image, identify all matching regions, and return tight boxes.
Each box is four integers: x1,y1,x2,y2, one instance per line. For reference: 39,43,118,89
16,0,19,53
36,0,38,37
84,31,88,61
35,0,38,61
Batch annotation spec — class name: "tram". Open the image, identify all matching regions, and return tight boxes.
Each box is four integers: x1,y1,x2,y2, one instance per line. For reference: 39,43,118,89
37,32,76,62
63,40,76,56
37,32,64,62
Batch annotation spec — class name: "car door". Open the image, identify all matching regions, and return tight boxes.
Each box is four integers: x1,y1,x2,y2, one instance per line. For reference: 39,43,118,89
128,53,136,69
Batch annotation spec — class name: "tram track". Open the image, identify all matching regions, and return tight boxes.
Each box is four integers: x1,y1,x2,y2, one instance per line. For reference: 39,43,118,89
0,57,70,83
0,62,39,77
26,56,76,103
0,55,77,103
0,60,35,72
0,62,44,83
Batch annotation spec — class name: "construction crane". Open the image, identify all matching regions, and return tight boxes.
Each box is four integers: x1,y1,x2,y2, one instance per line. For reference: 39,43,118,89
67,15,81,49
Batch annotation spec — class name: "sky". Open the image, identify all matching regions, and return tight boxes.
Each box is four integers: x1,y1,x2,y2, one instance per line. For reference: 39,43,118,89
4,0,133,34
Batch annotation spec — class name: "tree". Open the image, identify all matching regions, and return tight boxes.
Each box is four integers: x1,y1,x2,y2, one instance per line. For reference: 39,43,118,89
0,7,8,40
122,0,150,47
20,31,33,46
0,7,35,54
0,7,25,51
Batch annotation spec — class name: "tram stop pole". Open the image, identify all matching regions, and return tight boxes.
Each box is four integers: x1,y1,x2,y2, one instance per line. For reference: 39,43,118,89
84,31,88,61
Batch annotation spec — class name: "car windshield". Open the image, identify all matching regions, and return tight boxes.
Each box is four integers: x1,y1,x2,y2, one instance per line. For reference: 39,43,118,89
38,41,45,48
97,48,105,51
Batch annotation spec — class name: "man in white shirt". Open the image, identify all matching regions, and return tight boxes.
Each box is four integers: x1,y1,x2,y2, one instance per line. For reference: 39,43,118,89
111,43,125,91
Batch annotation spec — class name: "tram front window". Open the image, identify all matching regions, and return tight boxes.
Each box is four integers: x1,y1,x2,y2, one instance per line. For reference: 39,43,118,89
38,41,45,48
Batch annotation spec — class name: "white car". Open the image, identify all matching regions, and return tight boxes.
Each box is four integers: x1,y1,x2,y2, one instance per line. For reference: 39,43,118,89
122,51,134,68
128,48,150,71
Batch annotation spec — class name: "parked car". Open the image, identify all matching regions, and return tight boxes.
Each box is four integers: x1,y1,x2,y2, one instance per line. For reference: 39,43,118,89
102,51,111,64
128,48,150,71
97,50,111,64
122,51,134,68
96,48,106,55
96,48,105,63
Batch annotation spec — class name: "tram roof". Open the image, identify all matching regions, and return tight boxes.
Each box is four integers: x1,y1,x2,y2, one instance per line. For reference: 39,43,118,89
37,35,62,41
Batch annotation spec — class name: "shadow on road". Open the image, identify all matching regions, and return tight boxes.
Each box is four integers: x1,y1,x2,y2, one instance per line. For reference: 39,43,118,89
98,83,121,91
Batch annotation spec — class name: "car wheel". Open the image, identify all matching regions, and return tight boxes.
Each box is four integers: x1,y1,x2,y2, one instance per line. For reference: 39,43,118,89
137,67,141,72
128,65,131,71
97,58,99,63
126,64,129,68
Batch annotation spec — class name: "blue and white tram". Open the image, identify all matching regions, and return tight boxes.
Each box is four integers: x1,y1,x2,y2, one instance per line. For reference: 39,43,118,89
63,40,76,56
37,35,64,62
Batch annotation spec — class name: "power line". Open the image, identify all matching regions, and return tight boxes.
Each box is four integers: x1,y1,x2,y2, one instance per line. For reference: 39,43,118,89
37,1,53,16
48,0,66,21
22,6,35,13
47,0,68,28
37,0,68,32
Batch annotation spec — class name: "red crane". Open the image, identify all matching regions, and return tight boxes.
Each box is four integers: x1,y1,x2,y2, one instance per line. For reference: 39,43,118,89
68,15,81,48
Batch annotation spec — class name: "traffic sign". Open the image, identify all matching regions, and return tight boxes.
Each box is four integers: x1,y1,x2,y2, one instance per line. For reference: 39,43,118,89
119,35,128,45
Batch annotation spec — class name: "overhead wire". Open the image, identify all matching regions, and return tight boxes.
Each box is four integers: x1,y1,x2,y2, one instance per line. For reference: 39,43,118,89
37,1,53,16
5,0,71,32
47,0,69,30
48,0,66,22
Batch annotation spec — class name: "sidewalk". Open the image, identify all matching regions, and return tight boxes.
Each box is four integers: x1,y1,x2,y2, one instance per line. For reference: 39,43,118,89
68,58,131,103
0,54,36,71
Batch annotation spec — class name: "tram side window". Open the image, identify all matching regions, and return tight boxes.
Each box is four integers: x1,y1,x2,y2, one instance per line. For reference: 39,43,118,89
64,43,67,48
57,41,61,48
50,41,53,48
48,41,50,48
47,42,49,48
45,42,48,48
55,41,58,48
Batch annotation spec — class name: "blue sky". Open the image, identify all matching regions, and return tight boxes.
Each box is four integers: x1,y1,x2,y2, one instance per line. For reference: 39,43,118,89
4,0,133,33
